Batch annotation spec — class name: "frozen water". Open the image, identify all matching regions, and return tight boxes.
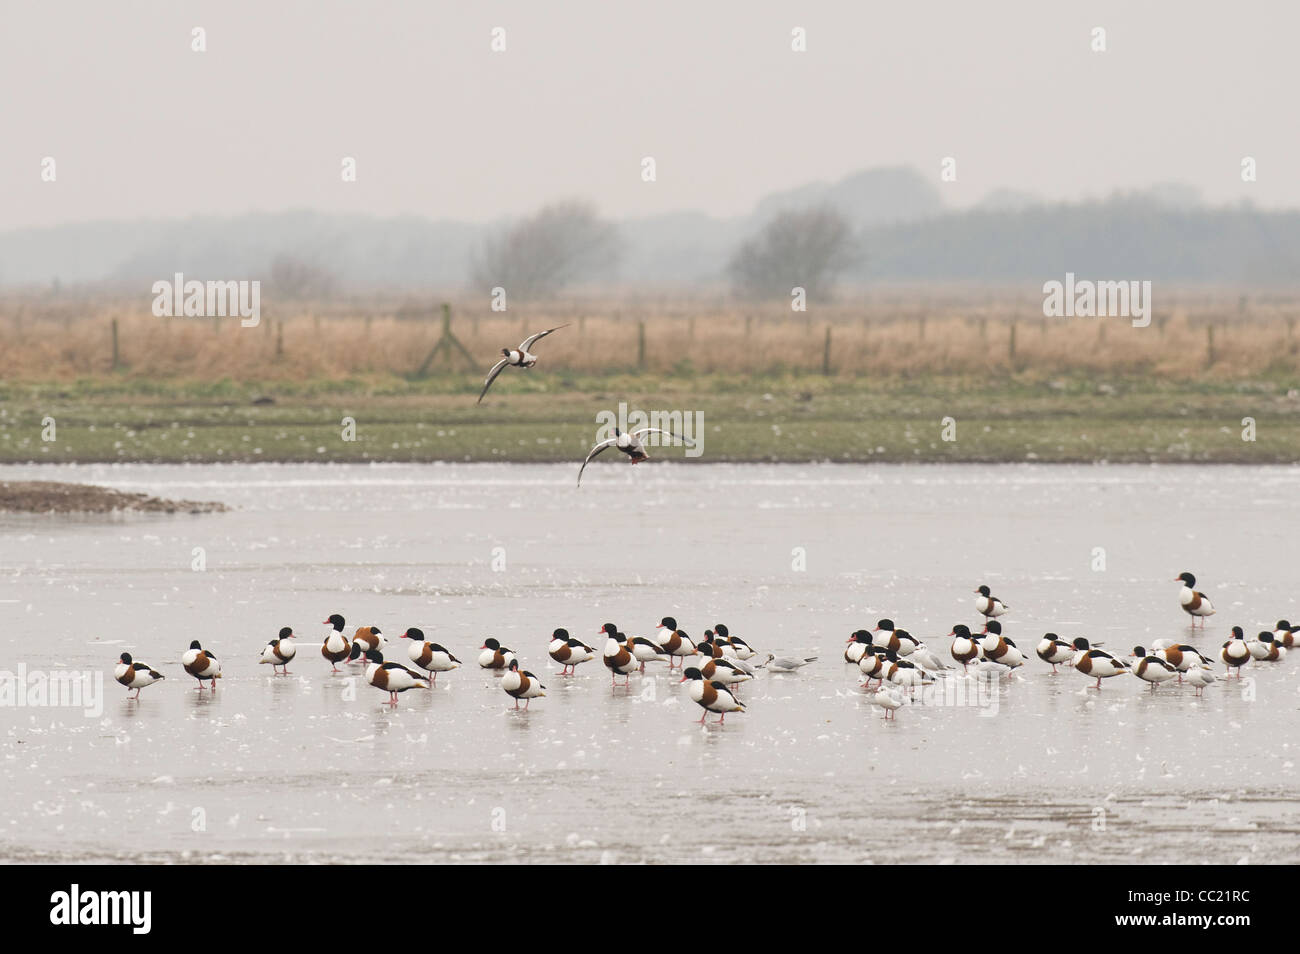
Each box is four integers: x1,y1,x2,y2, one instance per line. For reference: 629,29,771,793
0,461,1297,863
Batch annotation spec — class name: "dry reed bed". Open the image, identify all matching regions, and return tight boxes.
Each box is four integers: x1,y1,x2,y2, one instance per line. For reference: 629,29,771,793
2,295,1299,381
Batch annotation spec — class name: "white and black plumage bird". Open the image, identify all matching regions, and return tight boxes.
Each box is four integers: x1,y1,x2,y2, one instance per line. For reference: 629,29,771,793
713,624,757,661
258,626,297,674
114,653,164,698
182,640,221,690
696,642,754,688
974,585,1010,619
477,325,568,403
1221,626,1251,675
680,667,745,723
948,624,981,668
1130,646,1178,689
547,628,596,675
1036,633,1075,672
576,427,694,487
1247,631,1286,662
1071,637,1129,689
1175,571,1215,626
1150,639,1213,678
402,627,461,684
502,659,546,709
978,621,1024,669
601,624,639,686
362,650,429,704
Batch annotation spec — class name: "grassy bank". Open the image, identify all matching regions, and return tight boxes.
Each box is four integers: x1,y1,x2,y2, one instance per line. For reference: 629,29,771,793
1,373,1298,464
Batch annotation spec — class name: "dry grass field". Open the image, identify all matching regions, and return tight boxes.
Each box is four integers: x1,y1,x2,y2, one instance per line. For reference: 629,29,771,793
1,287,1299,382
2,288,1299,464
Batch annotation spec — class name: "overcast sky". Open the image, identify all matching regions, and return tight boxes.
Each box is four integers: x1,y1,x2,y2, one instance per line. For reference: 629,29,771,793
2,0,1296,229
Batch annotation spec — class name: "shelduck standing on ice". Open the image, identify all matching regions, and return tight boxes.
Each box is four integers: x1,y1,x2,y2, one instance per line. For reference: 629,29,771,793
114,653,164,698
182,640,222,691
625,632,670,672
1130,647,1178,689
1274,620,1297,650
478,637,517,670
978,621,1024,669
402,627,461,684
362,650,428,705
546,628,595,675
259,627,297,674
881,649,935,688
1221,627,1251,676
858,648,887,688
1071,637,1129,689
872,619,919,656
713,624,757,660
602,627,638,686
845,630,873,664
696,643,753,690
697,630,725,659
974,585,1009,620
1036,633,1075,672
352,625,386,656
1248,631,1286,662
502,659,546,709
321,614,350,671
653,617,698,668
1175,572,1215,626
1150,640,1212,681
948,625,981,668
680,667,745,724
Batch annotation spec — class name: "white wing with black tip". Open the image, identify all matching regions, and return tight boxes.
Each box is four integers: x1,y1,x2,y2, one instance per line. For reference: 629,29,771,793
519,324,568,352
477,358,511,404
576,437,619,487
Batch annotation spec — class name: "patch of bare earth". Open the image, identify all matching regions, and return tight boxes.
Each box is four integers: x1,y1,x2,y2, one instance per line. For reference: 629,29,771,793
0,481,227,514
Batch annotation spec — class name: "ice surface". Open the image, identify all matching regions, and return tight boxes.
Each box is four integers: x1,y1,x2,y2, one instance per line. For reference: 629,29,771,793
0,461,1296,863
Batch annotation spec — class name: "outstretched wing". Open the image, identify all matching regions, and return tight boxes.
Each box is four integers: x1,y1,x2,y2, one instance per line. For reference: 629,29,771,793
577,439,618,487
631,427,696,448
477,358,511,404
519,324,569,353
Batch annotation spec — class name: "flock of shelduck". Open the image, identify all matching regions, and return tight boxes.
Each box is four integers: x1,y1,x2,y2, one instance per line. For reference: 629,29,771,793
843,574,1293,717
112,612,810,723
112,571,1291,723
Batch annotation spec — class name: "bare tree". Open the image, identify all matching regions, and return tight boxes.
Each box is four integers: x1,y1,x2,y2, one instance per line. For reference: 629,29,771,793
470,200,620,298
728,206,858,300
267,254,338,299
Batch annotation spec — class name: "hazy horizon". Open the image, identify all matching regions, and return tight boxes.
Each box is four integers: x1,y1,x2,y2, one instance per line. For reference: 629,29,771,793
4,0,1299,231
